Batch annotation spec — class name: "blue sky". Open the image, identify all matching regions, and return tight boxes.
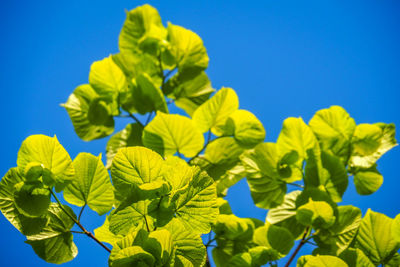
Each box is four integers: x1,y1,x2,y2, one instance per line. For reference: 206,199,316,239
0,0,399,266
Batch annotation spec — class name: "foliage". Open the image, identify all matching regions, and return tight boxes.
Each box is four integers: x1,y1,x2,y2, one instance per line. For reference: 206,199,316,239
1,4,399,267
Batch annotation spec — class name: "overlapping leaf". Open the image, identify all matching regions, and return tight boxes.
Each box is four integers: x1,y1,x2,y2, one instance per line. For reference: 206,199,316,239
62,84,114,141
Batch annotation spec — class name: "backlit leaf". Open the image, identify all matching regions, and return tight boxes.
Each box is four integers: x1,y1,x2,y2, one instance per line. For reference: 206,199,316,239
64,153,114,215
143,112,204,157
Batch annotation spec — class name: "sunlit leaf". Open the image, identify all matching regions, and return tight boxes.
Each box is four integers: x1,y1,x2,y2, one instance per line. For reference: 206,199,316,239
353,165,383,195
25,204,78,264
62,84,115,141
192,88,239,135
349,123,397,168
356,209,400,265
106,123,143,168
309,106,356,163
296,198,336,229
297,255,348,267
17,135,75,191
143,112,204,157
0,168,48,235
64,153,114,215
339,248,374,267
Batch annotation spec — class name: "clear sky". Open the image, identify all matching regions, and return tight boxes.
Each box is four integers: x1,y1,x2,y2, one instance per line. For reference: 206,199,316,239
0,1,399,266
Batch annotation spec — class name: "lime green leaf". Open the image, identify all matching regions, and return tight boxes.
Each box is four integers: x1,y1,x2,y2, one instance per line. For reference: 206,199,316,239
296,198,336,229
64,153,114,215
214,214,255,241
216,198,233,215
111,147,165,198
339,248,374,267
222,110,266,148
24,162,44,182
309,106,356,163
248,246,278,266
109,199,156,235
227,252,252,267
62,84,115,141
94,216,123,246
320,152,348,202
349,123,397,168
297,255,348,267
26,204,78,264
129,73,168,115
216,163,247,197
165,71,214,116
192,87,239,135
356,209,400,265
167,23,209,72
392,214,400,243
109,229,173,267
0,168,48,235
119,4,167,55
254,223,295,255
353,165,383,195
17,135,75,191
14,181,50,218
164,220,206,267
173,167,218,234
143,112,204,157
266,190,306,240
267,190,302,224
204,137,244,166
89,56,127,99
315,206,361,254
387,253,400,267
106,123,143,168
241,143,287,209
277,117,318,163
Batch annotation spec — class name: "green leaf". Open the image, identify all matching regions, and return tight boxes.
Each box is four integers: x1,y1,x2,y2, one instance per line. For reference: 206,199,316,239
309,106,356,163
111,146,165,198
26,204,78,264
192,87,239,135
62,84,115,141
356,209,400,265
173,167,218,234
305,150,348,202
24,162,44,182
266,190,306,240
94,216,123,246
143,112,204,157
14,181,51,218
353,165,383,195
267,190,301,224
106,123,143,168
227,252,252,267
297,255,348,267
339,248,374,267
296,198,336,229
349,123,397,168
164,220,206,267
216,163,247,197
392,214,400,243
222,109,266,148
204,137,244,166
241,143,287,209
165,71,214,116
128,73,168,115
253,223,295,255
17,135,75,191
167,23,209,72
0,168,48,235
214,214,255,241
314,205,362,254
64,153,114,215
88,55,127,99
277,117,318,164
119,4,167,56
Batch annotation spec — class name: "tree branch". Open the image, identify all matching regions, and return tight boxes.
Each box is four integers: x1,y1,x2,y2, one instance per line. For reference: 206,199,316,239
78,204,86,221
284,227,310,267
49,189,111,253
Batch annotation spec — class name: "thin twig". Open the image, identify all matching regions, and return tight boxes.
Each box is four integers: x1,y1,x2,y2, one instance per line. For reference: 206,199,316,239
49,189,111,253
70,230,86,234
144,216,150,232
145,111,153,125
284,227,310,267
187,133,220,164
129,113,144,127
78,204,86,221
